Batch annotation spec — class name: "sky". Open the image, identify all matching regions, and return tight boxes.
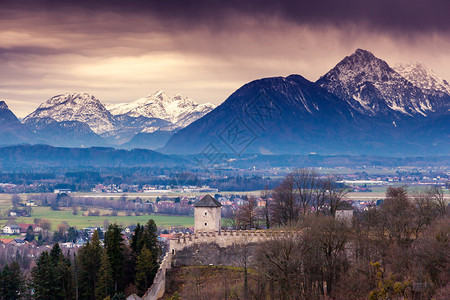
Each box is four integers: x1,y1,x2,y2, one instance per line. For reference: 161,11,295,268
1,0,450,117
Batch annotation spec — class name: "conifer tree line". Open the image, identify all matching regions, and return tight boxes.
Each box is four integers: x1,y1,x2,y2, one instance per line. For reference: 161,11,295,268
0,219,160,300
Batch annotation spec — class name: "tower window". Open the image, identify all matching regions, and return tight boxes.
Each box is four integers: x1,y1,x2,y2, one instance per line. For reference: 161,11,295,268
205,212,207,216
205,223,207,226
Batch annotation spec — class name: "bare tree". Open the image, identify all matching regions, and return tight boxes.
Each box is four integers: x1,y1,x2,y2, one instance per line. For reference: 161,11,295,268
304,216,350,297
119,193,128,202
291,169,317,216
412,189,440,239
261,186,271,229
235,196,258,229
238,242,251,298
225,207,238,229
255,232,307,299
412,217,450,295
271,175,298,226
57,222,70,239
38,218,52,232
11,194,21,210
312,178,328,215
429,186,447,216
325,177,349,217
381,187,416,243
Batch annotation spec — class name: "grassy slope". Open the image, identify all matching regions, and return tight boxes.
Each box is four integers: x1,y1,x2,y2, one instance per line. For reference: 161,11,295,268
164,266,259,299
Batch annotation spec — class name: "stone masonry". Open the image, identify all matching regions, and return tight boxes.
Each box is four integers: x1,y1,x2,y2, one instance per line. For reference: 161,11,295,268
127,195,296,300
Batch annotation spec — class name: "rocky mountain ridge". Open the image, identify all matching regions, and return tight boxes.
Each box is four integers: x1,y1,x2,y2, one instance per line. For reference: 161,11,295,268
162,49,449,155
316,49,448,117
1,49,448,155
19,91,215,148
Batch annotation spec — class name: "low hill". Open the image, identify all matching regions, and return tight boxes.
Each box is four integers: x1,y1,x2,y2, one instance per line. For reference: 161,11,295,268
0,144,184,168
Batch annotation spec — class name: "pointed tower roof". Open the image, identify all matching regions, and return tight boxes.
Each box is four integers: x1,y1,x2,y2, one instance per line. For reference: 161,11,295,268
194,195,221,207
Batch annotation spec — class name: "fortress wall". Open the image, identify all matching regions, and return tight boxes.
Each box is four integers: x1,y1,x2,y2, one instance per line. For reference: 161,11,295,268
170,230,295,252
171,242,261,268
138,230,300,300
141,251,173,300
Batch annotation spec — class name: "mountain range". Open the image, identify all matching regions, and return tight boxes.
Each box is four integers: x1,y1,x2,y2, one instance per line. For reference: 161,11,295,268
7,91,215,148
162,49,449,156
1,49,449,156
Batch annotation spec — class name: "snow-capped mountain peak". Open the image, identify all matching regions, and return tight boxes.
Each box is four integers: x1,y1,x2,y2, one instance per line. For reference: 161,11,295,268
106,91,216,128
394,62,450,95
23,93,117,134
317,49,445,117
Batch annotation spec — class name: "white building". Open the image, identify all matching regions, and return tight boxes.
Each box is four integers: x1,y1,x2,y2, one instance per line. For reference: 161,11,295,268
2,225,21,235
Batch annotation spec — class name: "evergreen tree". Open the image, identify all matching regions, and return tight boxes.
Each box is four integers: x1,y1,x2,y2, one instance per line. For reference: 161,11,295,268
112,293,126,300
97,227,104,240
25,225,35,242
105,223,125,293
130,224,144,254
143,219,160,281
96,248,114,300
73,253,80,300
129,224,144,285
32,243,74,300
32,251,60,300
135,245,158,296
0,264,9,298
142,219,159,260
129,219,160,294
78,230,102,300
50,242,62,263
67,227,77,243
56,250,74,300
0,261,24,299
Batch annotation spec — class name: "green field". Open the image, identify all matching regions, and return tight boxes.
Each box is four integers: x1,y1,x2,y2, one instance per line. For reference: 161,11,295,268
0,193,13,210
0,206,194,230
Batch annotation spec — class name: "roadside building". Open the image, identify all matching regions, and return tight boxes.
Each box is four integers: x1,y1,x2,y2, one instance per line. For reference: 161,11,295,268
18,223,34,235
125,224,137,234
2,224,21,235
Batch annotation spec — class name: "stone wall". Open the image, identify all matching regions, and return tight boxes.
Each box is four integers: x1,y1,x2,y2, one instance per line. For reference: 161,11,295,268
142,251,172,300
127,251,173,300
170,230,294,253
172,242,260,268
129,229,300,300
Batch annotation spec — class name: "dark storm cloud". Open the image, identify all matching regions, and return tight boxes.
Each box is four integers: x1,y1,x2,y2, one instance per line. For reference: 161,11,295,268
1,0,450,117
2,0,450,35
3,0,449,34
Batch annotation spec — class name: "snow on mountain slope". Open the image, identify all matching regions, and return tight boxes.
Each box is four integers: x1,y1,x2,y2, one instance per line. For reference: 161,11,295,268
23,93,117,134
106,91,216,128
317,49,440,117
394,62,450,95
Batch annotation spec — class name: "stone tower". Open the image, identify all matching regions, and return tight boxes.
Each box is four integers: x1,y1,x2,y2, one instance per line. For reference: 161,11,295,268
194,195,222,233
